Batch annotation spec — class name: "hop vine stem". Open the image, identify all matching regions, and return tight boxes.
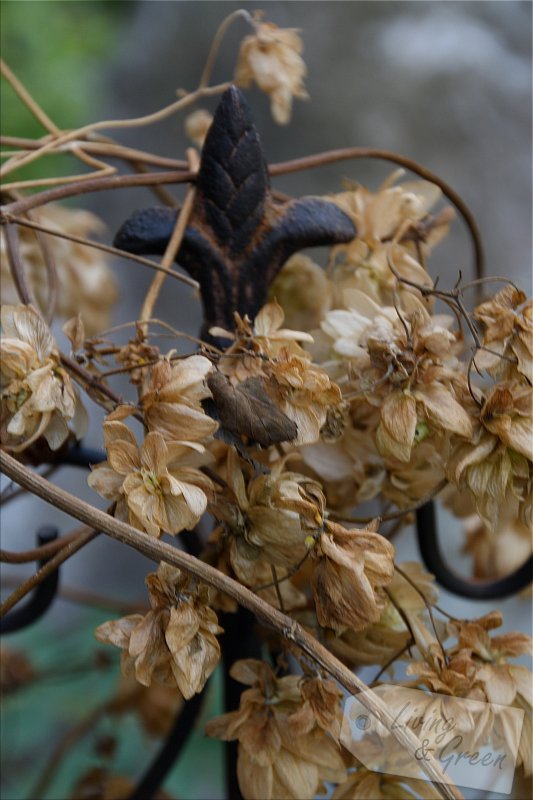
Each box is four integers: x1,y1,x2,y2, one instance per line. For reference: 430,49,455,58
0,449,462,800
2,213,200,290
0,523,98,616
1,151,483,283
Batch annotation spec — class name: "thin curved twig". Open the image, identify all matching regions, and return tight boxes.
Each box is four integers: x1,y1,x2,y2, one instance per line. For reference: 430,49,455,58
59,352,135,415
3,222,39,308
0,528,82,564
0,170,195,218
330,478,448,524
1,167,117,193
0,81,231,178
0,523,98,617
0,135,189,170
0,526,60,634
139,150,199,327
371,640,413,686
25,211,59,323
393,562,448,663
270,147,484,280
0,58,116,187
2,213,200,290
199,8,254,88
0,574,145,615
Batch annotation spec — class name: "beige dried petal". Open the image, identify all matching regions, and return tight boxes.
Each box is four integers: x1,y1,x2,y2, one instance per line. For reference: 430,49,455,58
281,725,346,782
95,616,144,649
1,304,54,361
103,420,138,448
513,331,533,381
447,433,498,484
145,402,218,440
380,390,417,450
156,355,213,400
167,474,207,514
481,383,533,459
140,431,168,473
0,339,37,379
504,416,533,459
162,489,203,533
230,659,273,687
477,664,517,706
62,313,85,352
237,749,273,800
269,254,332,331
240,712,282,766
164,604,200,653
254,299,285,336
26,365,67,412
128,611,162,659
414,383,473,438
87,464,125,500
107,439,141,476
126,483,165,538
105,404,137,422
376,419,412,464
246,506,307,567
170,628,220,699
274,746,319,797
205,710,244,742
43,411,70,451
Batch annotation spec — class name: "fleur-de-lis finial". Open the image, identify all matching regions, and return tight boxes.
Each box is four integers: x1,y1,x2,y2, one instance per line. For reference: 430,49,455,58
114,86,356,340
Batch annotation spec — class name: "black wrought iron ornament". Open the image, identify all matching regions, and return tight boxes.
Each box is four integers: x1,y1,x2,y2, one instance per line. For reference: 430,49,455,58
113,86,356,340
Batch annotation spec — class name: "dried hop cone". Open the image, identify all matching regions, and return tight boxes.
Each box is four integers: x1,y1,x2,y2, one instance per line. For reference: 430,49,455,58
1,304,87,452
311,520,395,635
0,205,117,336
87,422,213,538
95,563,223,699
234,16,308,124
206,659,346,800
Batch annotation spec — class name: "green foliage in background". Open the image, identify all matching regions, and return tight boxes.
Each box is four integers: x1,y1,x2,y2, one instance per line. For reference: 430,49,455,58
1,0,133,181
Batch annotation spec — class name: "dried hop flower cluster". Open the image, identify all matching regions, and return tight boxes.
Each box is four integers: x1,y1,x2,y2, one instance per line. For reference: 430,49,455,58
88,421,213,538
96,563,223,699
0,205,117,335
1,304,86,451
206,660,346,799
234,15,308,124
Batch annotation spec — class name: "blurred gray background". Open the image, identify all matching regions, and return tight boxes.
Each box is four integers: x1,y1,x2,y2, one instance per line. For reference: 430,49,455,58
1,2,531,797
102,0,533,332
